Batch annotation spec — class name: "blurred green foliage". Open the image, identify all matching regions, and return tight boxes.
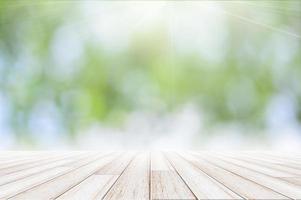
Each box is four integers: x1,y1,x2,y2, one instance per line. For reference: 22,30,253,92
0,1,300,140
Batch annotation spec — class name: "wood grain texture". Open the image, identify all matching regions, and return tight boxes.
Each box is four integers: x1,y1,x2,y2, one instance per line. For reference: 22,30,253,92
151,152,196,200
57,175,118,200
192,152,300,199
10,153,116,199
103,153,150,200
0,151,299,200
57,153,135,200
181,152,290,199
165,152,241,199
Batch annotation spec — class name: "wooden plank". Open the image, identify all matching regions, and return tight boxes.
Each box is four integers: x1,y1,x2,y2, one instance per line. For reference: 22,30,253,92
7,153,114,199
151,152,196,200
57,153,135,200
0,156,50,170
245,153,301,167
181,152,289,199
103,153,149,200
95,152,135,175
165,152,241,199
262,152,301,162
219,153,301,177
192,152,301,199
0,167,72,199
0,152,49,162
281,177,301,186
57,175,118,200
0,154,88,186
0,153,94,199
151,151,174,171
0,151,300,199
236,153,301,172
0,159,72,186
210,153,297,177
0,153,77,174
0,152,88,175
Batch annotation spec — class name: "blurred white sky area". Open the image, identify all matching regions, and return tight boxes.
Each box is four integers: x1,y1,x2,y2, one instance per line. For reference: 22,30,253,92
0,1,300,150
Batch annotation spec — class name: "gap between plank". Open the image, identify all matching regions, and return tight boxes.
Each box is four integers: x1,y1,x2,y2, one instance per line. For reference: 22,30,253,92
100,153,137,200
53,153,123,199
7,153,114,199
163,152,197,200
177,152,244,200
188,152,292,200
149,152,152,200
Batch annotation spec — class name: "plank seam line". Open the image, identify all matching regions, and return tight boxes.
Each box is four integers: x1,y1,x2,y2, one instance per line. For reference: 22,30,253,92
177,152,244,200
232,154,301,171
100,153,137,200
163,152,198,200
7,153,113,199
218,154,300,176
190,153,293,200
261,153,301,161
152,199,195,200
235,156,301,177
0,156,54,171
0,153,85,173
198,153,295,199
53,153,123,199
0,153,82,176
0,154,87,187
187,198,287,200
149,151,152,200
210,154,295,180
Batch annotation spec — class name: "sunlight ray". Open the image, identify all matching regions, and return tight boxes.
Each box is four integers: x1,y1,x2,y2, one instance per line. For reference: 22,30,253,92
222,9,301,39
224,1,301,17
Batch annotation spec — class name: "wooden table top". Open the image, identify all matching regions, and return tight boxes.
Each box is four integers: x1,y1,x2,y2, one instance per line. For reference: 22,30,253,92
0,151,300,199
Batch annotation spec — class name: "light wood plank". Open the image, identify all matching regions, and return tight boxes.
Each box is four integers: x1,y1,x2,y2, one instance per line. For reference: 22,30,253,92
0,153,94,199
263,152,301,162
0,153,77,174
281,177,301,186
0,152,88,176
237,153,301,172
57,153,135,200
95,152,135,175
182,152,289,199
8,153,115,199
211,153,297,177
245,153,301,167
220,153,301,177
0,154,89,186
165,152,241,199
103,153,149,200
151,152,196,200
192,152,301,199
151,151,174,171
0,167,72,199
57,175,118,200
0,151,300,199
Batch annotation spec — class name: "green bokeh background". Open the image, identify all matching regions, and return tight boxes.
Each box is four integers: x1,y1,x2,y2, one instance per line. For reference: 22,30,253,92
0,1,300,147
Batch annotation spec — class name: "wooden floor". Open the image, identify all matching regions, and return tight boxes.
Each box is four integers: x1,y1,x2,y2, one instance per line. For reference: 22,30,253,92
0,152,301,200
